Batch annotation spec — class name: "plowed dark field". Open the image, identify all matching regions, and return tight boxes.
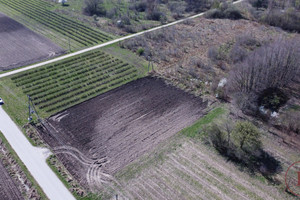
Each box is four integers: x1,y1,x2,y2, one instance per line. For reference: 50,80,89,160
0,12,64,71
39,77,207,189
0,161,23,200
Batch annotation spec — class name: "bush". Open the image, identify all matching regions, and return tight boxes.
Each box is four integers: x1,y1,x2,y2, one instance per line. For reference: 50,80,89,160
135,2,147,12
258,88,288,111
137,48,145,55
147,9,165,21
232,121,261,152
83,0,106,16
262,8,300,33
248,0,269,9
205,6,243,20
281,111,300,134
224,7,244,20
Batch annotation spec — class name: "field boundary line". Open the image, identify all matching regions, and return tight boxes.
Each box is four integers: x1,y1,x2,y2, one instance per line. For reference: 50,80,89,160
0,0,244,79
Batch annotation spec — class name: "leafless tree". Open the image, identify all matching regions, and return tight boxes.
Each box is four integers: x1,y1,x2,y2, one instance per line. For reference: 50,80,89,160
228,38,300,94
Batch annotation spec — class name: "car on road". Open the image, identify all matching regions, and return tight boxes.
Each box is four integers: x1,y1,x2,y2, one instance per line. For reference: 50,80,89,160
0,98,4,105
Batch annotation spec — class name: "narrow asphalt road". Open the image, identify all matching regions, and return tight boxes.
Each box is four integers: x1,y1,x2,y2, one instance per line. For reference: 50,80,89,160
0,107,75,200
0,0,244,79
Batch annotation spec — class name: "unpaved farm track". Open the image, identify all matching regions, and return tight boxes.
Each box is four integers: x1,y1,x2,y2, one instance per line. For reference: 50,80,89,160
0,12,64,71
0,161,24,200
38,77,207,189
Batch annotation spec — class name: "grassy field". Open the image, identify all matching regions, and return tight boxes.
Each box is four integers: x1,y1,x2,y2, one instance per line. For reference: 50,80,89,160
0,0,113,50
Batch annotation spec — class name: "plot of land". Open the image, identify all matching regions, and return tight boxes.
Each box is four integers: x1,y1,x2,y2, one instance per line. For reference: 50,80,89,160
0,12,64,71
10,49,143,116
38,77,207,189
0,161,23,200
113,137,296,200
0,0,113,50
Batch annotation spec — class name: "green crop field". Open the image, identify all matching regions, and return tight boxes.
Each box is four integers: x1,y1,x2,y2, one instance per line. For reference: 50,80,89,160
0,0,113,50
8,50,145,116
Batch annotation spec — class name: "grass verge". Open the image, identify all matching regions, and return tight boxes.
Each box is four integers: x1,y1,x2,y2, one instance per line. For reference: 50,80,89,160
181,107,227,138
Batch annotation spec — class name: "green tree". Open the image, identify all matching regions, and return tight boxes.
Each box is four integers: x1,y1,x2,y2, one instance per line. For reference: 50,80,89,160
232,121,261,152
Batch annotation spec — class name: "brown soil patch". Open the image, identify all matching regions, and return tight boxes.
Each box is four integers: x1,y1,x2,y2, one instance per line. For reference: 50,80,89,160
0,12,64,71
38,77,207,189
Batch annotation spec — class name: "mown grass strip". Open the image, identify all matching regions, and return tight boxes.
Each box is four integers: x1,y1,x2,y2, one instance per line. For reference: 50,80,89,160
181,107,226,138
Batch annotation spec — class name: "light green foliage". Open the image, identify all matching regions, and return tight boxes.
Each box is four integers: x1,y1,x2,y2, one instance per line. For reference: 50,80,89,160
232,121,261,152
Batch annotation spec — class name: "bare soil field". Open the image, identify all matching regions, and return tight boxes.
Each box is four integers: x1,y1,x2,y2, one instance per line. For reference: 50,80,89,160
0,12,64,71
38,77,207,190
0,161,24,200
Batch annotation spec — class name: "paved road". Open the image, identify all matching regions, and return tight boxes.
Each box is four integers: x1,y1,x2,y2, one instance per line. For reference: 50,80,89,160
0,107,75,200
0,0,244,79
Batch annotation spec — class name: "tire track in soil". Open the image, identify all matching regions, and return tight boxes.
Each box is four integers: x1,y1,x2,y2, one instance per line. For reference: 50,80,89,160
53,145,114,190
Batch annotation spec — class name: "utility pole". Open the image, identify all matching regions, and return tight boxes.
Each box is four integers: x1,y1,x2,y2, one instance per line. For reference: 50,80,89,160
27,95,41,123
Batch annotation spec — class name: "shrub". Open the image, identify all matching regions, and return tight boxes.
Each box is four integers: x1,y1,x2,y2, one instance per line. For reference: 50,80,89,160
281,111,300,134
224,7,244,20
232,121,261,152
205,6,243,20
248,0,269,9
258,88,288,111
135,1,147,12
137,48,145,55
83,0,106,16
262,8,300,33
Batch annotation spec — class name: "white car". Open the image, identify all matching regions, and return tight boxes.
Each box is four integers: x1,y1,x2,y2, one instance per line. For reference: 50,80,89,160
0,98,3,105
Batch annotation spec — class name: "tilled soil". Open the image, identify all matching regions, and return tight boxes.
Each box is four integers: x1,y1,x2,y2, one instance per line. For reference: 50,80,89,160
0,12,64,71
39,77,207,189
0,161,24,200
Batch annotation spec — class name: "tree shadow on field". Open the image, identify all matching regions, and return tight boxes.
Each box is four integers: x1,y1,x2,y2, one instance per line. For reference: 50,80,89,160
213,143,283,185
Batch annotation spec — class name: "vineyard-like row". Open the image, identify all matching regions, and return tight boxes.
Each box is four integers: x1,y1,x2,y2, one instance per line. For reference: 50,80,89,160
11,50,140,115
0,0,112,48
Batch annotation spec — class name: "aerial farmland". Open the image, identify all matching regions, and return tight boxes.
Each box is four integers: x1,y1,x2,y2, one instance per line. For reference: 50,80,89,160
0,12,64,71
0,0,299,200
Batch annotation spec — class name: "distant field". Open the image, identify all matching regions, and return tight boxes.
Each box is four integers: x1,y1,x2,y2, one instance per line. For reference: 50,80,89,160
9,50,144,116
0,12,64,71
0,0,113,50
